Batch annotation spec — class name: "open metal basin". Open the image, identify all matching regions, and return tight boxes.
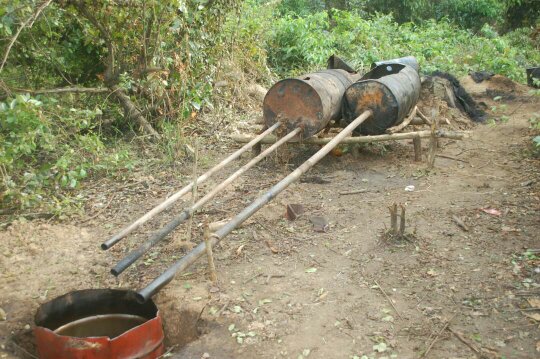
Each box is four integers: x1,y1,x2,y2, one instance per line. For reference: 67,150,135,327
34,289,164,359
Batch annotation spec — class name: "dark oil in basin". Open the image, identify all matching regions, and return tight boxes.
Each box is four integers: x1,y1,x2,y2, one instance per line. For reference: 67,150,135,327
54,314,147,338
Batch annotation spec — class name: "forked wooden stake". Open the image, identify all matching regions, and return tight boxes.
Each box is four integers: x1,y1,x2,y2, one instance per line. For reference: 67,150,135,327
389,203,398,235
399,204,406,235
204,218,217,283
427,122,437,168
389,203,406,237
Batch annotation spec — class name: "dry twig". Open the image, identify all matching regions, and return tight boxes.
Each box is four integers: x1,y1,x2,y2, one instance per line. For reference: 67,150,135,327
204,218,217,283
373,279,404,320
0,0,53,73
452,215,470,232
339,188,368,195
422,314,456,358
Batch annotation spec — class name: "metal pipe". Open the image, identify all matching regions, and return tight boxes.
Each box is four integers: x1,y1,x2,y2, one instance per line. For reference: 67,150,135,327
101,122,280,250
136,110,372,303
111,127,301,276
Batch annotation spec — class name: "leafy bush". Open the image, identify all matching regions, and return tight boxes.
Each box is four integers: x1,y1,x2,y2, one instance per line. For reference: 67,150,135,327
435,0,505,31
0,94,134,212
268,12,335,73
267,10,540,82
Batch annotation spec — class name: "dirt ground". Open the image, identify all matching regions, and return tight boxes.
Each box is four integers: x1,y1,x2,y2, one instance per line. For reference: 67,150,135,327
1,75,539,359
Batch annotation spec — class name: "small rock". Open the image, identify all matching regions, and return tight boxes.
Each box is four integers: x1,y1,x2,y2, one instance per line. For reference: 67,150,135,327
0,308,6,321
309,216,329,233
201,353,210,359
24,324,30,330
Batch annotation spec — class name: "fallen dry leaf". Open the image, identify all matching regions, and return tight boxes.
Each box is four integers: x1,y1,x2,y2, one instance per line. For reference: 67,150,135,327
523,312,540,321
481,207,502,216
527,298,540,309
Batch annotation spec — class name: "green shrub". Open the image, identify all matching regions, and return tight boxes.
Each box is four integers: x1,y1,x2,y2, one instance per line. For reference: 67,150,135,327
436,0,505,31
267,10,540,82
0,94,134,212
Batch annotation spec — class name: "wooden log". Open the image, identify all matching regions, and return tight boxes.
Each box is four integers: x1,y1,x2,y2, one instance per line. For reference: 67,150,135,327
230,129,469,145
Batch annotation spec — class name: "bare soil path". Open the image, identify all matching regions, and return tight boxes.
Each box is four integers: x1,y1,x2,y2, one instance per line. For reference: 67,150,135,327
0,76,538,359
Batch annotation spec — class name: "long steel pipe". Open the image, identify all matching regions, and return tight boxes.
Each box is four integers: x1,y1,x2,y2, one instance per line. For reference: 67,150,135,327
136,110,372,303
101,122,280,250
111,127,301,276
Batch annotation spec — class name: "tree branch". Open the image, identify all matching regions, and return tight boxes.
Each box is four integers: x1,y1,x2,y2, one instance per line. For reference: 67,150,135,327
109,85,161,139
0,0,53,74
10,86,109,95
71,1,160,140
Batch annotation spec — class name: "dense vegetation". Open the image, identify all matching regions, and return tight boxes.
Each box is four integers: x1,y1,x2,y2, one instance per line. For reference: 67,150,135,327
1,0,539,214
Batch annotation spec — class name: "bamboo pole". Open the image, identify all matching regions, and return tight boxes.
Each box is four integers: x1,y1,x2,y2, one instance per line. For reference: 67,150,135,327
111,127,301,276
101,122,280,250
136,110,373,303
229,129,468,146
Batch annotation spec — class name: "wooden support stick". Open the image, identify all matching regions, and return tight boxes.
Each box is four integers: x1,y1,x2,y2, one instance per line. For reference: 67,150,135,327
413,135,422,162
427,123,437,169
389,203,398,235
399,204,406,235
387,106,418,134
204,218,217,283
230,129,468,145
252,125,266,157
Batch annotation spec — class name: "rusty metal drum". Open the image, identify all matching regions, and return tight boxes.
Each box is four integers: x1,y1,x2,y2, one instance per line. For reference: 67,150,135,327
372,56,420,72
34,289,164,359
342,62,421,135
263,69,361,141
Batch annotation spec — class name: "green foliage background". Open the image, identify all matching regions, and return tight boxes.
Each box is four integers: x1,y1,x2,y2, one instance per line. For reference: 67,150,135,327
0,0,539,214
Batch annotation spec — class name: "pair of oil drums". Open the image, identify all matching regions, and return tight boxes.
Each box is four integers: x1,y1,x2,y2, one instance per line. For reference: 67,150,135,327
263,56,421,138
